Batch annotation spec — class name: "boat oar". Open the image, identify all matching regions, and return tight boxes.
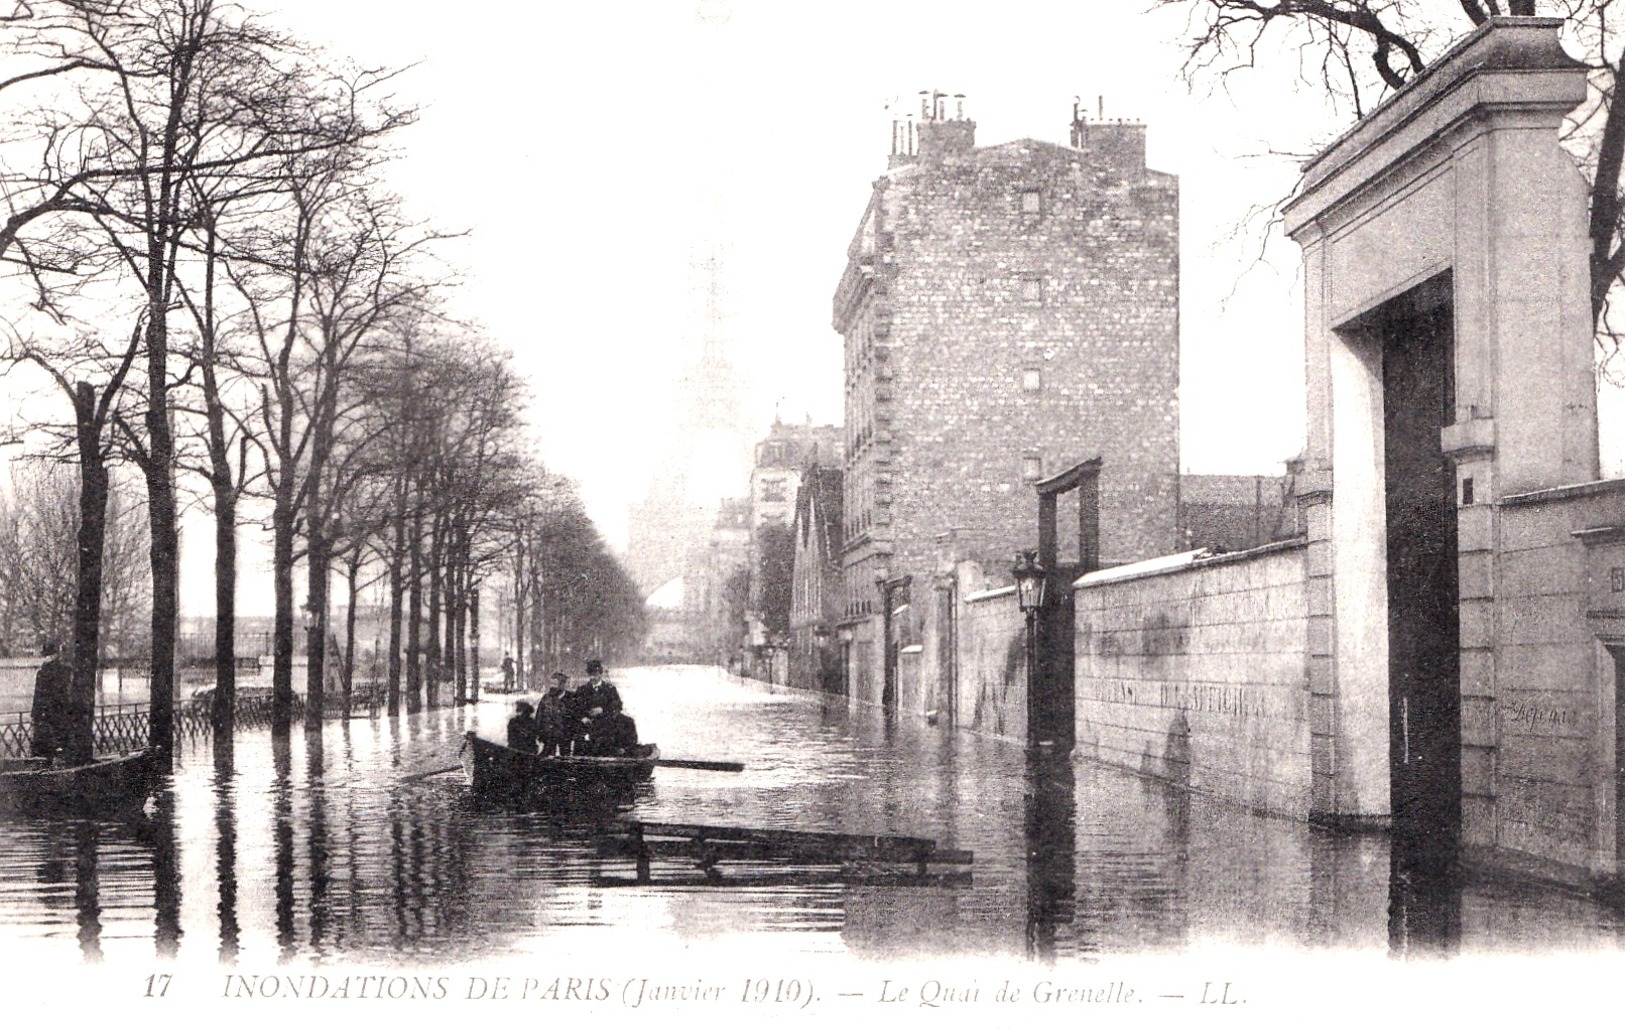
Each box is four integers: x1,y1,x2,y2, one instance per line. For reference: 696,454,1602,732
651,758,745,772
405,764,464,781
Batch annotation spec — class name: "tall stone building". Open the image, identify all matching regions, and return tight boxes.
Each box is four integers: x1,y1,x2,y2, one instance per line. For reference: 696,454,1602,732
832,95,1179,701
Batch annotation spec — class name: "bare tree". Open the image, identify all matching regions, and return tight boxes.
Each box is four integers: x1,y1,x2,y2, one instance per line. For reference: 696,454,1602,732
0,460,78,653
1162,1,1625,374
1,322,141,762
0,0,418,757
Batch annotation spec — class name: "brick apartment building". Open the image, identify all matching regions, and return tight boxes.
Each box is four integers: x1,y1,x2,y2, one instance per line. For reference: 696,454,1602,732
831,95,1180,702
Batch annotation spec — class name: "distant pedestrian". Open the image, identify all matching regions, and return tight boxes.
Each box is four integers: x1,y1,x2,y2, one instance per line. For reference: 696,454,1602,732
30,641,72,763
506,700,539,754
500,653,515,692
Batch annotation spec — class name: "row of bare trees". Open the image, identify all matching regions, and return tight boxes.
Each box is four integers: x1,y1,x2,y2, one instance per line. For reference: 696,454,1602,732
0,0,643,768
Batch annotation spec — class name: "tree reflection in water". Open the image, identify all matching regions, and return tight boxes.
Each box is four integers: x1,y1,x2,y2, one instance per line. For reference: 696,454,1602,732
150,788,181,958
273,734,296,960
73,821,101,964
0,667,1620,964
214,774,239,964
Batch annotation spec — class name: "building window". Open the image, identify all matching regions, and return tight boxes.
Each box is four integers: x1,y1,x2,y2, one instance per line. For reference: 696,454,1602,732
1022,367,1042,393
1020,276,1043,304
1021,453,1043,482
1020,189,1042,214
762,478,786,502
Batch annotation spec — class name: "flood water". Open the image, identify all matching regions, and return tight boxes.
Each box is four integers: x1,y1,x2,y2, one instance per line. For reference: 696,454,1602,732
1,664,1623,970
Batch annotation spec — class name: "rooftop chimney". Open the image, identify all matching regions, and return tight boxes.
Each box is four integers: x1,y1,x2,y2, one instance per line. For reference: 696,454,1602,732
914,88,974,163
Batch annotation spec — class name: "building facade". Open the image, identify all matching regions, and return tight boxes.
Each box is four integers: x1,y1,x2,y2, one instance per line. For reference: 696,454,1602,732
787,465,844,693
701,498,751,667
832,96,1180,708
744,420,843,678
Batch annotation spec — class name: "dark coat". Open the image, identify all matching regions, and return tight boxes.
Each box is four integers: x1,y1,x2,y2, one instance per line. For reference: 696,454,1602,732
578,679,622,719
30,656,71,759
506,711,539,753
575,679,636,756
537,686,573,756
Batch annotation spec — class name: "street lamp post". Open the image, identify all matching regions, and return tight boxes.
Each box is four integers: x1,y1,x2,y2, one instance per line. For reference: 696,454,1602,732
837,624,853,697
1011,550,1048,750
812,624,830,693
301,602,316,724
774,635,791,686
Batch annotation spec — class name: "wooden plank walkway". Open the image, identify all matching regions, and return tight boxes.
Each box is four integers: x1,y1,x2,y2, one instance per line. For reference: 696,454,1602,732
604,819,974,884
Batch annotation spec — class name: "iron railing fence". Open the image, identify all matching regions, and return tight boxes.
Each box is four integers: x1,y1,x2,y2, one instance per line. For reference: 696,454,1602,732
0,690,320,760
0,678,432,759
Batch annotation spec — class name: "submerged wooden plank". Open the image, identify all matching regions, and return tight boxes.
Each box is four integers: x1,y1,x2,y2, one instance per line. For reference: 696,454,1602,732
602,836,974,866
619,819,940,852
591,869,974,889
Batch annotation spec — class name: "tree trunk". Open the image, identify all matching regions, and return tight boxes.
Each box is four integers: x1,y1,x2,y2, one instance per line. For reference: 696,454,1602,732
468,584,481,705
144,314,178,774
405,505,423,713
387,509,404,714
68,382,108,767
342,548,360,719
199,222,236,765
271,468,297,736
426,513,443,709
512,534,526,693
305,525,328,731
441,524,458,702
211,473,236,767
452,551,467,702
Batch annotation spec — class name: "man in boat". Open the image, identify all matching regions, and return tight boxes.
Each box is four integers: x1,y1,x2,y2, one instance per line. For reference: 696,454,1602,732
29,641,72,763
506,699,539,753
574,659,639,757
537,671,573,756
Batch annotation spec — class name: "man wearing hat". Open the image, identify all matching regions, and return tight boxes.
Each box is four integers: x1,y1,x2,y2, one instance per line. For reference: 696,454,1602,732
574,659,638,756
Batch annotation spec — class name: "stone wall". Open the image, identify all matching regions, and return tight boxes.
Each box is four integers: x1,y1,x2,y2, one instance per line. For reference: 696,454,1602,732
958,585,1028,741
1474,480,1625,877
1072,541,1313,818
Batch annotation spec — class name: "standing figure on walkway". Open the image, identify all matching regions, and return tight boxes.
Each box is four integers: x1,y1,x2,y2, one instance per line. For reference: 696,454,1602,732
500,653,515,692
573,659,638,756
30,641,72,763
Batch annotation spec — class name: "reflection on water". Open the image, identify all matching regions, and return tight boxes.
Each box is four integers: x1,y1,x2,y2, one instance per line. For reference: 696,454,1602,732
214,775,238,964
72,822,100,963
1,666,1624,965
1024,752,1076,961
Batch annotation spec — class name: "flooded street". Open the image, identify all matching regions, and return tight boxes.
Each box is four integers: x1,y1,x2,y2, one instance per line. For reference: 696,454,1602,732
2,665,1624,970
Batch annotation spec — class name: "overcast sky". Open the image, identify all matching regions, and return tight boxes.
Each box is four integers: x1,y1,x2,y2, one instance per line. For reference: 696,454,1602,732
244,0,1330,553
10,0,1575,615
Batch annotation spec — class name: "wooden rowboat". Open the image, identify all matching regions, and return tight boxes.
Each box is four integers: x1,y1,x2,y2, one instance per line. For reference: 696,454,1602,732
461,731,660,805
0,750,160,816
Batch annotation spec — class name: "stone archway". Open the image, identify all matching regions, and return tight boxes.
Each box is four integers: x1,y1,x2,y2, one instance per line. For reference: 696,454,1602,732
1283,17,1599,830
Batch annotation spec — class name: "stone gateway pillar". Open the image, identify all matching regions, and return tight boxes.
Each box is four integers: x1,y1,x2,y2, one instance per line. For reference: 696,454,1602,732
1282,18,1598,833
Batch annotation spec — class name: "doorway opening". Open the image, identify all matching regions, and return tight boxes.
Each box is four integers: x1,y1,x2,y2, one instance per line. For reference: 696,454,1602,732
1609,644,1625,869
1376,274,1460,864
